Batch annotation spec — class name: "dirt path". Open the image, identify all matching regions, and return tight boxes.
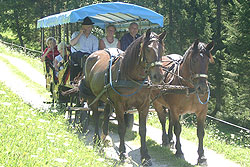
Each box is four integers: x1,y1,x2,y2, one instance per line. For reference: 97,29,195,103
0,53,240,167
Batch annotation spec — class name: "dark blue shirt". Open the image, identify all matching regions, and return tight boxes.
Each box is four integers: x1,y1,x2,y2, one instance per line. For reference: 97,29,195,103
120,33,140,51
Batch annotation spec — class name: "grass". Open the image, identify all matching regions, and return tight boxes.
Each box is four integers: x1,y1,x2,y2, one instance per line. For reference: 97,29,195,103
0,82,114,166
0,42,43,74
135,112,250,167
0,55,50,100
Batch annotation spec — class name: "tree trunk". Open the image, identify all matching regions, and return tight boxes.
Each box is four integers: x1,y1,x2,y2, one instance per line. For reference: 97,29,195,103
13,9,24,47
211,0,223,116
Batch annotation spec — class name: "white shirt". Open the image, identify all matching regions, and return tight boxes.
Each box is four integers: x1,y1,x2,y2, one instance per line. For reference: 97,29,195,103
55,55,63,70
102,37,119,48
71,32,99,53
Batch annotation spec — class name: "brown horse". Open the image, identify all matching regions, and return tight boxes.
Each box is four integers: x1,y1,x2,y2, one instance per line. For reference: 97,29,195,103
83,29,166,166
152,40,214,165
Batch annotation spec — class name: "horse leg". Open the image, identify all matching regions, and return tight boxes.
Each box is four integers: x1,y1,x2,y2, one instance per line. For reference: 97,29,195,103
91,102,101,145
197,112,207,165
168,110,175,148
139,109,152,166
101,103,112,145
154,103,169,146
115,106,126,160
172,111,184,158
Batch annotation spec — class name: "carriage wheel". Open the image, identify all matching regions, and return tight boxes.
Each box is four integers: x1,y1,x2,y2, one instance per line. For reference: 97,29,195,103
124,113,134,131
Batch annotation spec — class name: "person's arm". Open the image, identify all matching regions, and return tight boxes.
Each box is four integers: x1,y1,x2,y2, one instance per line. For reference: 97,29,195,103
54,58,59,71
117,40,121,49
92,36,99,52
120,35,127,51
41,48,51,62
99,39,105,50
69,31,82,46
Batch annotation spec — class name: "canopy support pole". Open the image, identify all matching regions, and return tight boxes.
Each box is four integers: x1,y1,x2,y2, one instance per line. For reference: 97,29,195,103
63,25,66,58
41,28,44,52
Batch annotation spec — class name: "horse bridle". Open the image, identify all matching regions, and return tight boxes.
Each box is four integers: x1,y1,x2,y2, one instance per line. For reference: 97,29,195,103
140,38,163,76
189,50,209,82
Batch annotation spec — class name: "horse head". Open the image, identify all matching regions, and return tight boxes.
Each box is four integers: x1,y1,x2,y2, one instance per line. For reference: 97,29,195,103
140,29,166,84
183,39,214,94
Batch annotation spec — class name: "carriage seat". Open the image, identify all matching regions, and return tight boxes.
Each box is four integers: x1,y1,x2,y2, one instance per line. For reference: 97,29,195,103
105,48,124,64
167,54,183,64
70,51,90,81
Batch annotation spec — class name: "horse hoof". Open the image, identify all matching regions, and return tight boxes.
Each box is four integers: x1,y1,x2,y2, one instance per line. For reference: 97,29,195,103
169,140,175,149
102,135,112,147
162,139,170,147
175,153,184,159
119,153,127,161
198,156,207,166
142,158,152,166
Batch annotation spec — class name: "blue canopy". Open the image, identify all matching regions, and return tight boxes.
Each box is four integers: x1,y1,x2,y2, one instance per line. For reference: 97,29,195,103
37,2,164,31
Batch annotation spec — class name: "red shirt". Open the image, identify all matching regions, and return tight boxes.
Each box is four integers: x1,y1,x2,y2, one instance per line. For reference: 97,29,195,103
42,46,60,61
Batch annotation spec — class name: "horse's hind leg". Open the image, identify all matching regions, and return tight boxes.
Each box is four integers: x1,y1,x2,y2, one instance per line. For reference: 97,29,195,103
197,112,207,165
155,103,169,146
101,103,112,145
91,102,101,144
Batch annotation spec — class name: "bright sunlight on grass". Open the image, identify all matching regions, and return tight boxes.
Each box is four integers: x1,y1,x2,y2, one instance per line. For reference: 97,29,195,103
0,82,113,166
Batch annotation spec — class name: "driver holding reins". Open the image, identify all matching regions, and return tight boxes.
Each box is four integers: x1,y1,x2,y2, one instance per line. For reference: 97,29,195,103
69,17,99,79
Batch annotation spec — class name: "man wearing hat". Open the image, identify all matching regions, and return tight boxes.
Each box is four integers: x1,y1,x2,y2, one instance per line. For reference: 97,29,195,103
70,17,99,53
69,17,98,80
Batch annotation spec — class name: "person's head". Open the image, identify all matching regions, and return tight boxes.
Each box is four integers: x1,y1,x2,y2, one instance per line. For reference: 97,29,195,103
128,22,139,37
81,17,94,35
46,37,56,48
106,25,116,37
57,42,67,55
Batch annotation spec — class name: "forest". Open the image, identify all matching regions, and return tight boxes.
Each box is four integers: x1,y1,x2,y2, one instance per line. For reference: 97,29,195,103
0,0,249,128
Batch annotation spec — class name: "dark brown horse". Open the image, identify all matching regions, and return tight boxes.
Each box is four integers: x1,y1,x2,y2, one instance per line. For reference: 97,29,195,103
152,40,214,165
83,29,166,166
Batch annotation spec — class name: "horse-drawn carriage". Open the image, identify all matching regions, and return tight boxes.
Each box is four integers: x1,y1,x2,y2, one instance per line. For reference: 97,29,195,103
37,2,164,126
38,2,214,166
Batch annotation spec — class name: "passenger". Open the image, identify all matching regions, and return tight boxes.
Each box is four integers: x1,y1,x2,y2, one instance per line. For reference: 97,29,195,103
41,37,60,62
120,22,141,51
54,41,68,72
99,25,121,49
70,17,99,54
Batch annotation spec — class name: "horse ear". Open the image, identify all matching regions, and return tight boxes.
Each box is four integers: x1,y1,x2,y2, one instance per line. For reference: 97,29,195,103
207,41,215,64
159,31,166,42
206,41,214,51
145,28,151,40
193,39,199,49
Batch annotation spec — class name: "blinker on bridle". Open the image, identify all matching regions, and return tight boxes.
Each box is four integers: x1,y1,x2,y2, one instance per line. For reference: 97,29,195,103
139,38,163,74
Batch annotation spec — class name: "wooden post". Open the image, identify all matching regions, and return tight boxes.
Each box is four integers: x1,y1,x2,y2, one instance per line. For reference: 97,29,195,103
24,44,26,54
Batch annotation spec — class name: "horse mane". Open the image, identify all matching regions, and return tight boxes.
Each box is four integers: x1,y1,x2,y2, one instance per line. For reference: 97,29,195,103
120,35,144,78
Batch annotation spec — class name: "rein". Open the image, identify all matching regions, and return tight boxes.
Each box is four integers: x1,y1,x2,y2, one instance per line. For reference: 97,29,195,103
196,84,210,104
